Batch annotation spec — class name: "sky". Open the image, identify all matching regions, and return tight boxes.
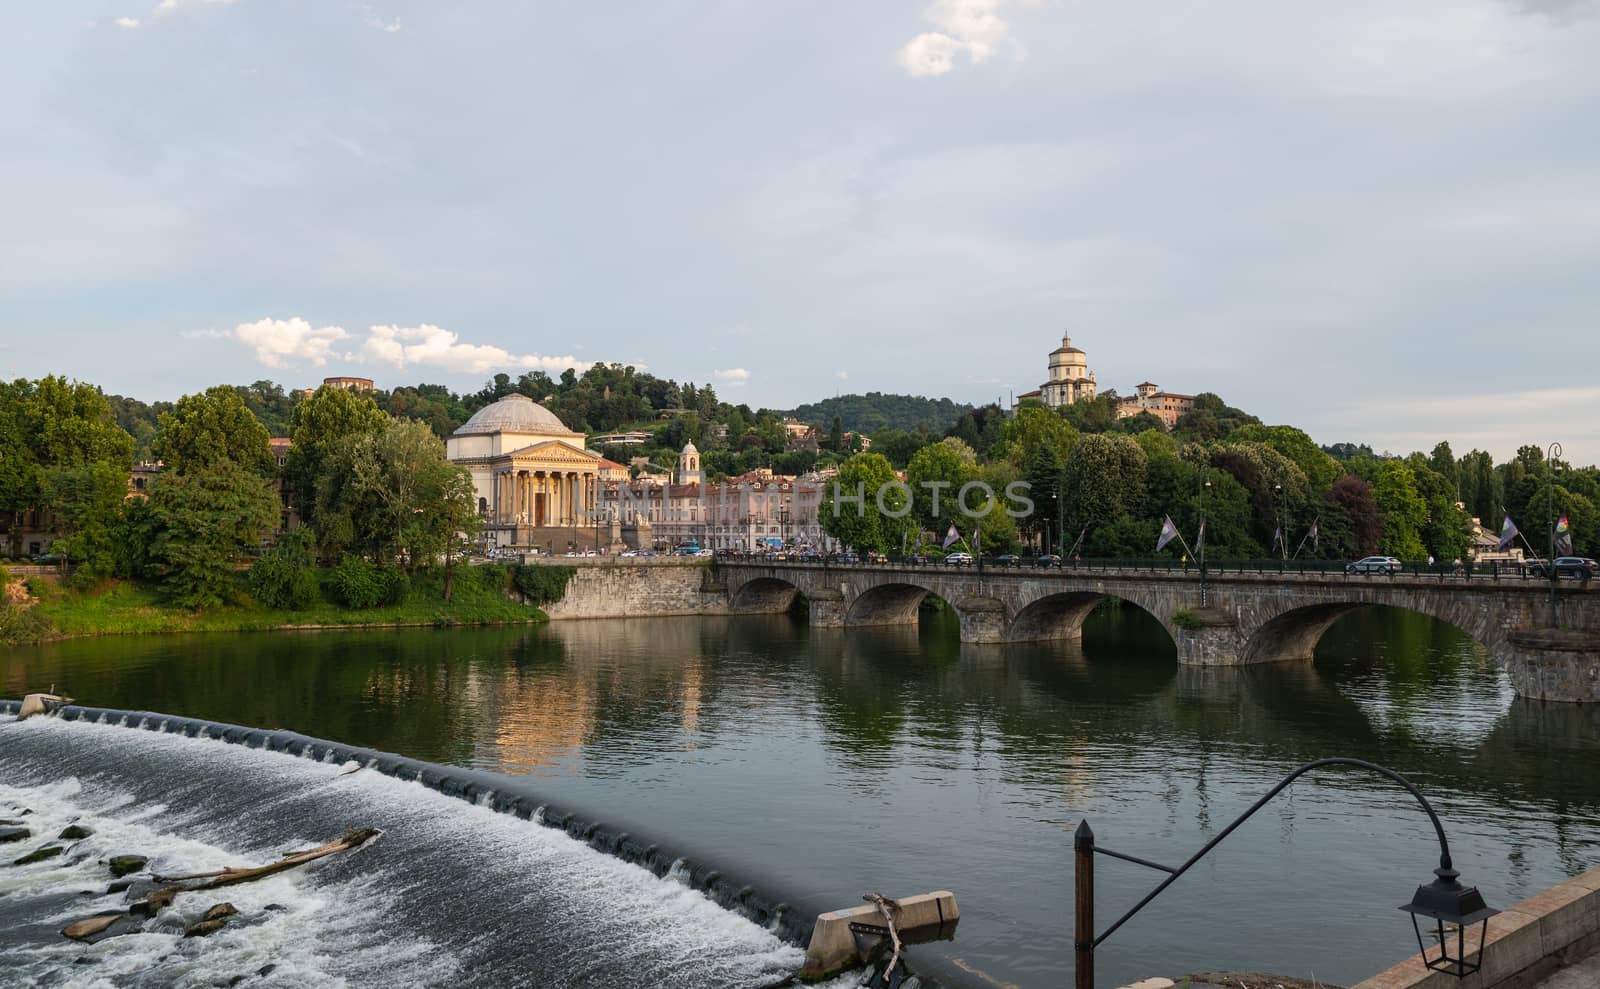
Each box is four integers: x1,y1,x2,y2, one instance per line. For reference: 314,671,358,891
3,1,1598,463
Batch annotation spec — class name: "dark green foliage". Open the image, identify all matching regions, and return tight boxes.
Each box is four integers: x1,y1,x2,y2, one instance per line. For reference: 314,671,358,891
326,555,409,609
248,533,322,609
0,600,53,644
511,564,576,605
39,462,130,587
786,393,970,434
152,385,275,475
148,461,281,610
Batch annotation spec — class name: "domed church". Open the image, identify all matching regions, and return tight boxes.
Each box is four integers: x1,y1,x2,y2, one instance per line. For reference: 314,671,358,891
446,394,603,552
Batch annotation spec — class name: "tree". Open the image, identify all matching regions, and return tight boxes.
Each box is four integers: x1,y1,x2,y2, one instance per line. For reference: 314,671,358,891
1326,475,1381,557
819,453,914,553
0,376,135,555
906,438,979,536
39,462,129,586
283,386,388,525
148,460,280,609
1061,434,1148,538
1231,424,1341,493
314,419,480,571
152,385,274,475
1373,461,1427,560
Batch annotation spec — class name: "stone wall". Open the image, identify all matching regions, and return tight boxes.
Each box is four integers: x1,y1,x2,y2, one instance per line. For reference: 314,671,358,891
540,561,731,621
1352,865,1600,989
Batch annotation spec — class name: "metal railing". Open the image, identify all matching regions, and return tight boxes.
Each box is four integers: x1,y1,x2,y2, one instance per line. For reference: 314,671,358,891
712,551,1594,585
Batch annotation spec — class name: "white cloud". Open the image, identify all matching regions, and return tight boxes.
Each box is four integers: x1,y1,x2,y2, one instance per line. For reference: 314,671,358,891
226,317,351,369
836,370,849,381
359,324,580,375
366,16,401,33
897,0,1022,77
113,16,140,29
714,367,750,384
157,0,238,11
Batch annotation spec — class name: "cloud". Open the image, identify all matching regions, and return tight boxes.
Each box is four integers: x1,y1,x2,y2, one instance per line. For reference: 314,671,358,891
836,371,849,381
361,5,401,32
225,317,351,369
360,324,581,375
113,16,140,29
714,368,750,384
897,0,1021,77
157,0,238,11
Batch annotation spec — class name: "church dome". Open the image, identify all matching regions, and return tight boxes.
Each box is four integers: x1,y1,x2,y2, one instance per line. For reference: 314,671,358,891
452,394,570,436
682,441,699,455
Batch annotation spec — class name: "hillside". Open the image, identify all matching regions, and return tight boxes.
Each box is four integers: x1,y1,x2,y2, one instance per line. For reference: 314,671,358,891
784,392,972,434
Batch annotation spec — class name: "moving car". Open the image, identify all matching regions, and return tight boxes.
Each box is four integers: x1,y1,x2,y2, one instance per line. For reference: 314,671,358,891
1346,556,1402,575
1035,554,1062,568
1523,557,1597,580
944,552,974,566
994,554,1022,567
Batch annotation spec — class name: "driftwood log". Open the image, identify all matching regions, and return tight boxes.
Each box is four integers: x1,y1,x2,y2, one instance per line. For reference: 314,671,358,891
862,892,904,978
62,829,379,942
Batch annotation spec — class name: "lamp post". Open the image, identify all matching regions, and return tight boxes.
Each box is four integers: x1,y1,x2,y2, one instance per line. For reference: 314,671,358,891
1273,482,1287,562
1547,441,1562,623
1073,757,1496,989
1199,477,1211,607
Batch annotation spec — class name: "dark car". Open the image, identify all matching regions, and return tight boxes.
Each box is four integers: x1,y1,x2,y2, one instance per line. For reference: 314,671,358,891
1527,557,1597,580
1035,554,1062,568
994,554,1022,567
1346,556,1402,575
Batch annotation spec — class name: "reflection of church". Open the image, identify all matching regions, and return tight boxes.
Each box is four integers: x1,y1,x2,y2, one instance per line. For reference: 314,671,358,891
446,394,603,552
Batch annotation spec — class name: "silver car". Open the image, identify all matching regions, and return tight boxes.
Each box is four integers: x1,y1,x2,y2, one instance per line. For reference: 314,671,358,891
1346,556,1402,575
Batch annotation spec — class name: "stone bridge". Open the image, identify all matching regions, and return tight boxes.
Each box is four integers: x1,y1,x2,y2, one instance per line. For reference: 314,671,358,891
715,561,1600,703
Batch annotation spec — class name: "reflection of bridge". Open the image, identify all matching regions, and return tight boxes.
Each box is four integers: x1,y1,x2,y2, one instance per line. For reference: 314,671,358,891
715,561,1600,702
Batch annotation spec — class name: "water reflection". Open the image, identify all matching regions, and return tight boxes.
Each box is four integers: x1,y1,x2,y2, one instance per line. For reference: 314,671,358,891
4,606,1599,986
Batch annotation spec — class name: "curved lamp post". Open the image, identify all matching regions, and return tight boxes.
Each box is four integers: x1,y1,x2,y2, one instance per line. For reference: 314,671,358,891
1073,757,1497,989
1199,477,1211,607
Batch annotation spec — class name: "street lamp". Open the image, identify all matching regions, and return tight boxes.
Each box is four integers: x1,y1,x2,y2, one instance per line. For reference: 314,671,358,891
1199,477,1211,607
1272,482,1287,562
1073,757,1496,989
1547,441,1562,623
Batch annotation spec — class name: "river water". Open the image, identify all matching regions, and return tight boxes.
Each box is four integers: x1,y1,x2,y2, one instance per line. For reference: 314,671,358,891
4,605,1599,987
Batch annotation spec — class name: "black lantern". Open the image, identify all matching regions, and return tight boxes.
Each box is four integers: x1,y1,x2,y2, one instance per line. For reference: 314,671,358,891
1400,864,1499,978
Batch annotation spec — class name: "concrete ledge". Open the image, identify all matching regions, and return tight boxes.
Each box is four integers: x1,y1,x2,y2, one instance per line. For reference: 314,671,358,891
799,890,959,982
1352,866,1600,989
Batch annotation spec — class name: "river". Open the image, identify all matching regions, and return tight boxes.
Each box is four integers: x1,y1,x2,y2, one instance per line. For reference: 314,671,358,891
4,604,1599,987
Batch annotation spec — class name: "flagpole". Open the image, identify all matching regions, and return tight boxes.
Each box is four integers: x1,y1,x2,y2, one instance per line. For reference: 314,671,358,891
1291,517,1319,560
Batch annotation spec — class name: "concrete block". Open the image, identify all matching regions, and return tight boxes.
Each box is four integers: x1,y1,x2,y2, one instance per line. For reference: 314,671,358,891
1525,881,1598,957
798,891,958,982
1117,979,1176,989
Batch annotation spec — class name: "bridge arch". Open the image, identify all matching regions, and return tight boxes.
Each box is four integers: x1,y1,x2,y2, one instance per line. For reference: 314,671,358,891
1007,591,1176,650
729,576,802,614
846,582,939,627
1241,600,1496,665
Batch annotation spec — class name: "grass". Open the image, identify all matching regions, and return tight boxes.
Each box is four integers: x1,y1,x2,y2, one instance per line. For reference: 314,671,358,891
23,569,548,641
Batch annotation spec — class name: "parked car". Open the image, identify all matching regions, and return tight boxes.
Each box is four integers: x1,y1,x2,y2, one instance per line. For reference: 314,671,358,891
1034,554,1062,568
1346,556,1402,575
944,552,974,566
994,553,1022,567
1524,557,1597,580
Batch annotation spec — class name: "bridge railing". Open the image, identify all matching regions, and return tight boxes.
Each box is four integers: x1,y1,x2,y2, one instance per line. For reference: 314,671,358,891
713,551,1592,584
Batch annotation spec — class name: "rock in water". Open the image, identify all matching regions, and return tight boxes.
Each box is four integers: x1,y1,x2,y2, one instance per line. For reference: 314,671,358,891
130,887,177,917
17,693,73,721
108,855,148,877
0,827,30,844
62,912,126,941
202,902,239,922
184,918,228,938
58,824,93,840
13,844,65,866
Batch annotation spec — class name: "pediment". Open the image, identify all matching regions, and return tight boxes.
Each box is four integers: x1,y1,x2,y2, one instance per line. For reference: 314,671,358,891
501,440,601,465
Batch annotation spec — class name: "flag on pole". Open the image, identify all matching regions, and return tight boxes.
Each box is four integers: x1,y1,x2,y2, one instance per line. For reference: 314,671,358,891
1195,521,1206,554
1556,516,1572,556
942,524,959,550
1156,516,1180,552
1272,527,1284,551
1497,516,1519,552
972,526,980,555
1310,520,1320,551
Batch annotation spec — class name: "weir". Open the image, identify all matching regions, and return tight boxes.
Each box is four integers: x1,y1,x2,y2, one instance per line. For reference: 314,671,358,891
0,701,980,988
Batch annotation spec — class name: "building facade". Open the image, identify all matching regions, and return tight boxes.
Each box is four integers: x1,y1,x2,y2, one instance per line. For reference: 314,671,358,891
445,394,604,553
1040,333,1096,408
1116,382,1196,429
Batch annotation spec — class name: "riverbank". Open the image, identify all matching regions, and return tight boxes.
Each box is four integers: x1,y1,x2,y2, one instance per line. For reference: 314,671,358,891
13,574,549,641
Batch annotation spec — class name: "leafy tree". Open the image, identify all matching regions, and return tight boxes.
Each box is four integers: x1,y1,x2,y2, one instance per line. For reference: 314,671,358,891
787,393,970,434
152,385,274,475
906,438,979,536
1172,393,1260,443
1372,461,1427,560
819,453,914,553
1325,475,1381,557
148,460,280,609
248,530,322,609
39,462,129,586
1061,434,1148,537
1231,424,1341,492
284,386,388,525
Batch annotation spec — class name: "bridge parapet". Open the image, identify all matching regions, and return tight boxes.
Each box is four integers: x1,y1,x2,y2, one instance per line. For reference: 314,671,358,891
716,560,1600,701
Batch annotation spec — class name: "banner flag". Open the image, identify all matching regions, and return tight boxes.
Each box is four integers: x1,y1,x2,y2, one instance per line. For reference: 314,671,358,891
1556,516,1572,556
1498,516,1519,552
942,524,959,550
1156,516,1180,552
1195,521,1206,554
1272,527,1284,551
1310,520,1319,551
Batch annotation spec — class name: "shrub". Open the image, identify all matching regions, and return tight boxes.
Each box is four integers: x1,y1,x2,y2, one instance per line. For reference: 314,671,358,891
248,550,322,611
0,602,53,645
511,564,575,606
326,556,409,609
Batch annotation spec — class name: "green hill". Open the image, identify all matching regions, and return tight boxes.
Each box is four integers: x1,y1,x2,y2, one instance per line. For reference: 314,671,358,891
784,393,972,434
